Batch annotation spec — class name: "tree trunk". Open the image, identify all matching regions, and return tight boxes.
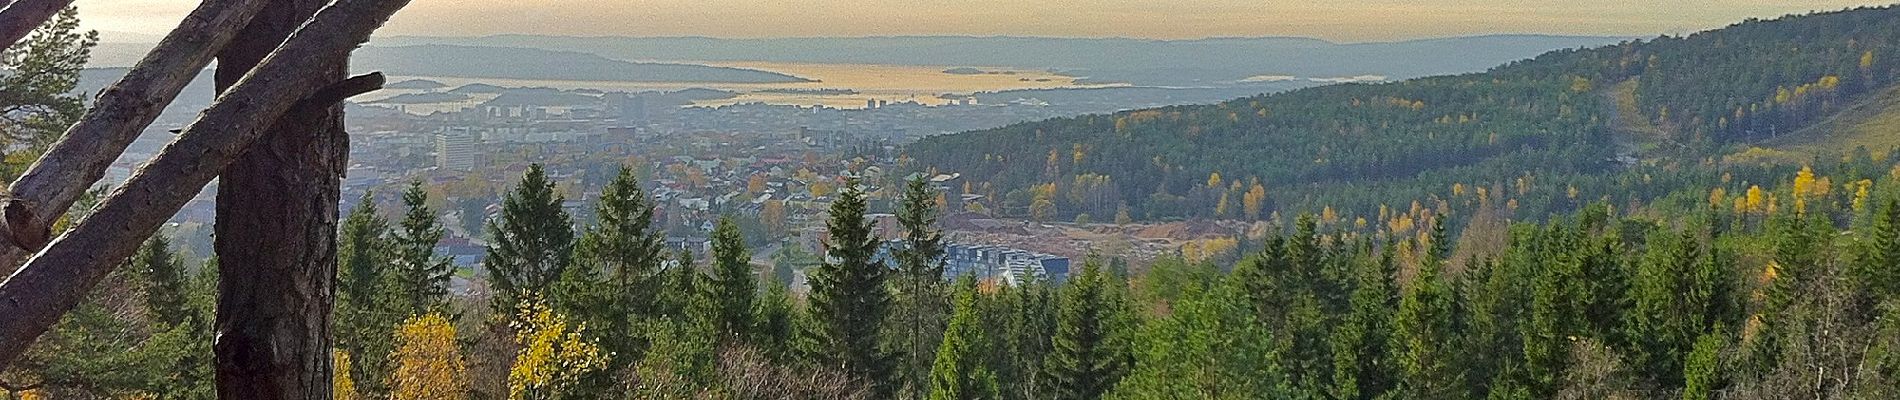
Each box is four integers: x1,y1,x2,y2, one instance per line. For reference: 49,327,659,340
211,0,347,398
0,0,268,276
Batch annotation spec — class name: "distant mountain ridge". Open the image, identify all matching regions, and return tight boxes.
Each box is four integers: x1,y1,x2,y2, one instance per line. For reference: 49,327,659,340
905,6,1900,222
87,44,812,84
369,34,1628,86
353,45,811,83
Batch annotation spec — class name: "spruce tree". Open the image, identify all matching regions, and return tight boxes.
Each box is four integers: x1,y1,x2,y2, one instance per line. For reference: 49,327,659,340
1043,260,1132,400
753,282,798,362
390,181,455,316
1112,270,1297,398
1390,221,1459,399
710,216,757,339
1524,226,1586,395
808,178,899,398
894,176,950,398
1331,247,1398,400
1857,199,1900,302
929,278,1000,400
1681,329,1728,400
335,194,395,397
573,165,668,316
484,163,576,313
137,234,190,326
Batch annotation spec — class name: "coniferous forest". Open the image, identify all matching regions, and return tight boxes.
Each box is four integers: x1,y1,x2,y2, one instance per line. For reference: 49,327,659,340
5,3,1900,400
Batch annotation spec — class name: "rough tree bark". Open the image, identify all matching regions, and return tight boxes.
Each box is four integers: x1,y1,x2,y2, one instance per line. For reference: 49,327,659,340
0,0,73,50
0,0,268,276
210,0,348,397
0,0,406,372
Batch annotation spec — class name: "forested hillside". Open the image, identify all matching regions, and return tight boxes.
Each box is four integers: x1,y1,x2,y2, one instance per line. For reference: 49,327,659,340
908,6,1900,225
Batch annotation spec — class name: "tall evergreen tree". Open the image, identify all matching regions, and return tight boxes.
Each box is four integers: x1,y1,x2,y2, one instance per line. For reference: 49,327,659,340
573,165,668,316
1331,246,1398,400
484,164,576,313
753,281,798,362
1390,221,1460,399
1111,270,1297,399
136,234,190,327
1681,329,1729,400
335,194,395,397
390,181,455,316
1043,260,1132,400
929,278,999,400
1857,198,1900,302
807,178,899,398
1524,226,1587,395
710,216,757,339
894,176,950,398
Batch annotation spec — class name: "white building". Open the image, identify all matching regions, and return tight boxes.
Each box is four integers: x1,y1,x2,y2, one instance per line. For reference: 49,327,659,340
436,127,478,171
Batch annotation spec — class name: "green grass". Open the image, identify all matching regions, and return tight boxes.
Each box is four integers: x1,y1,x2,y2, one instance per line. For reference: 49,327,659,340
1762,85,1900,161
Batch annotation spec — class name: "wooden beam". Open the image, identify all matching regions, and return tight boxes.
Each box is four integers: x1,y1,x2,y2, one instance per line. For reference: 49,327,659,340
0,0,269,276
0,0,71,50
0,0,407,369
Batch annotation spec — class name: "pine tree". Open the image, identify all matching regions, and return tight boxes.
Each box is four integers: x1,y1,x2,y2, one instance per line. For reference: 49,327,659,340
807,178,900,398
710,216,756,340
484,164,576,314
0,6,93,160
390,181,455,316
894,176,950,398
1043,260,1132,400
929,278,1000,400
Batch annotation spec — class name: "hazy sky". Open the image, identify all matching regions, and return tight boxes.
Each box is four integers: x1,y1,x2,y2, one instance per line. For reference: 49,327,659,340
72,0,1894,42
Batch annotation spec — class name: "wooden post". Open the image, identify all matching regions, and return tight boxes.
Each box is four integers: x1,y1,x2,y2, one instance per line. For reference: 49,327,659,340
0,0,407,371
0,0,269,275
211,0,349,397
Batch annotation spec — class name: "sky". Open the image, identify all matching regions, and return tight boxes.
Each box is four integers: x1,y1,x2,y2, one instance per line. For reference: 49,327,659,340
72,0,1896,43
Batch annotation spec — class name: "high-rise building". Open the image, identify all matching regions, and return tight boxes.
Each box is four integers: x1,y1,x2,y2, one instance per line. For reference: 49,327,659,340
436,127,477,171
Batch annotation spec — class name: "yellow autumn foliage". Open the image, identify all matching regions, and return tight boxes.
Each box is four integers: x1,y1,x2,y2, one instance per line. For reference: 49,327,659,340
335,350,359,400
391,313,469,400
508,300,608,400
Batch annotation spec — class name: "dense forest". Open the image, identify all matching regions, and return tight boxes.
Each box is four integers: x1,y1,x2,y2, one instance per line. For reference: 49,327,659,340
11,158,1900,399
908,6,1900,226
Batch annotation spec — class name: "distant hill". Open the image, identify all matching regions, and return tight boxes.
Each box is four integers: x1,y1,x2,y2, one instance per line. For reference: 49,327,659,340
385,79,448,90
352,45,812,83
372,92,470,104
370,35,1626,86
906,6,1900,223
449,83,508,94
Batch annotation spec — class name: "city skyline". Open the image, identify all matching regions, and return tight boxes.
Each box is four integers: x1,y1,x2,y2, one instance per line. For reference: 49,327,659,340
72,0,1893,43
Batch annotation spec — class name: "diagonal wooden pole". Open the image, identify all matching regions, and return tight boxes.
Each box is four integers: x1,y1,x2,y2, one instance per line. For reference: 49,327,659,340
0,0,270,276
0,0,408,370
